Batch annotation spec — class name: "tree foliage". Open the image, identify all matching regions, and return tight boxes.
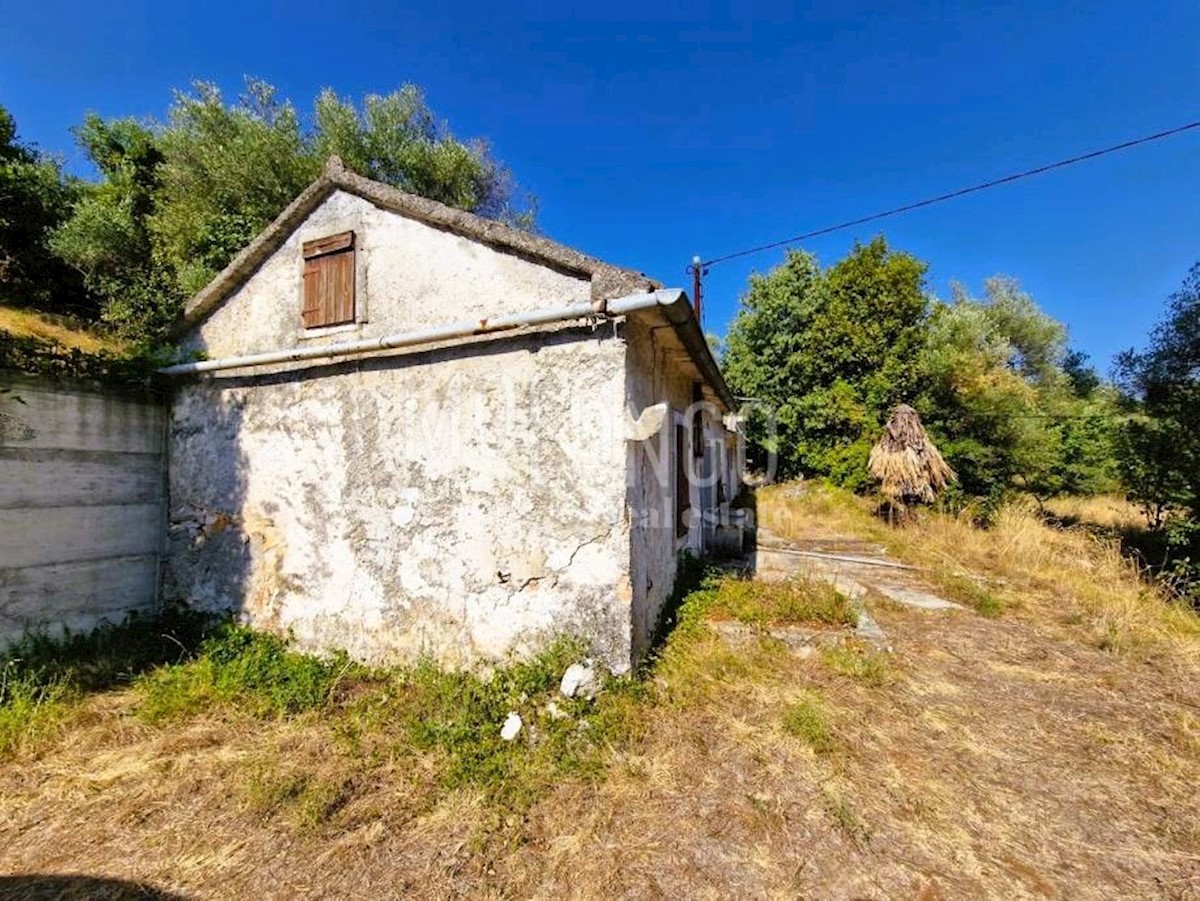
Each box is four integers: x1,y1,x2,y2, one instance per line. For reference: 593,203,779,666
722,239,928,486
0,107,91,316
49,79,534,344
1116,264,1200,526
918,277,1118,503
722,243,1119,506
50,115,172,341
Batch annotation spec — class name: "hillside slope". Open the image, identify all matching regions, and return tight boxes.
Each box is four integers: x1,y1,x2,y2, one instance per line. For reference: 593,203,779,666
0,305,123,356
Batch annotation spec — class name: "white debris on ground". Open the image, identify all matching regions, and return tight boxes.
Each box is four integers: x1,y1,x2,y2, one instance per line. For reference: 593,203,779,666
500,712,523,741
560,660,600,699
544,700,568,720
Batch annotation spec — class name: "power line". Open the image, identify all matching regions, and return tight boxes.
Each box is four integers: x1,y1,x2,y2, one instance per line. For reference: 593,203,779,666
701,119,1200,268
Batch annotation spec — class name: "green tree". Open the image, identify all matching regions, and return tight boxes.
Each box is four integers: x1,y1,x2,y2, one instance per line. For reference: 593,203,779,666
151,80,319,298
723,244,1119,505
313,86,532,228
918,278,1118,504
722,238,929,484
50,115,174,342
52,78,534,343
1116,263,1200,524
0,107,91,316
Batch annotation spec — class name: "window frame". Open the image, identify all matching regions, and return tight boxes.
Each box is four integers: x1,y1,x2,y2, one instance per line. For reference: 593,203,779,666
295,216,368,338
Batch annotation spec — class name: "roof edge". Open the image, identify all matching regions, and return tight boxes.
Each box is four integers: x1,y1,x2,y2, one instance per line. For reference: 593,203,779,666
609,289,736,412
174,157,658,336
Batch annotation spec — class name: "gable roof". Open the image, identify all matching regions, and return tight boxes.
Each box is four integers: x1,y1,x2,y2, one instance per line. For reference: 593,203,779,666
172,158,735,412
177,156,658,334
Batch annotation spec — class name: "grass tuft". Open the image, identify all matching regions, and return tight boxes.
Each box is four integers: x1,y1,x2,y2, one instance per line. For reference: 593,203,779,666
242,758,356,829
782,693,837,753
137,623,358,722
934,572,1004,617
0,664,72,757
702,577,858,629
820,643,890,687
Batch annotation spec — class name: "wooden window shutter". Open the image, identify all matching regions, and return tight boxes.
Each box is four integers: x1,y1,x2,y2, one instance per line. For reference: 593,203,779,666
301,231,356,328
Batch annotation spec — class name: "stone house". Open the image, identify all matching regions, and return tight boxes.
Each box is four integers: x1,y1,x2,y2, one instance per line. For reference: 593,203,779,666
161,157,741,672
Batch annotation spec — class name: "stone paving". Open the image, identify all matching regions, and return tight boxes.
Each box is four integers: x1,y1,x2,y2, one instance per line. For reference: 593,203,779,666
734,526,963,649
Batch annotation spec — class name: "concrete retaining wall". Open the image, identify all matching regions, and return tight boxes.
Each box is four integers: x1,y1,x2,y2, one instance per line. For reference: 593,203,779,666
0,373,166,643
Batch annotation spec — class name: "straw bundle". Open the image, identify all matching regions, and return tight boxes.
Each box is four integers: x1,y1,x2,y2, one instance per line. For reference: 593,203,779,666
868,404,955,507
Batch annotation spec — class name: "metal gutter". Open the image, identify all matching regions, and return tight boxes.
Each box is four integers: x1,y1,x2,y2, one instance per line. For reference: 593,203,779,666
608,289,736,411
160,291,666,377
158,288,736,412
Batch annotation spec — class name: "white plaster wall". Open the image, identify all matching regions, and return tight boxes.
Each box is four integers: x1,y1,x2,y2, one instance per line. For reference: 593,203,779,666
622,317,730,659
168,194,635,669
187,190,591,359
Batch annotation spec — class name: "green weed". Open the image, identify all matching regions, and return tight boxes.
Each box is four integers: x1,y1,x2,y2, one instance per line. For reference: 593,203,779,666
0,608,209,757
137,623,362,722
820,643,890,686
135,626,647,814
242,759,355,829
936,573,1004,617
359,638,648,811
782,693,836,753
0,663,72,757
704,577,858,628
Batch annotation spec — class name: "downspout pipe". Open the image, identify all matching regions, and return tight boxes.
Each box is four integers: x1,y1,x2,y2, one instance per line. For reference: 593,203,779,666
158,292,678,377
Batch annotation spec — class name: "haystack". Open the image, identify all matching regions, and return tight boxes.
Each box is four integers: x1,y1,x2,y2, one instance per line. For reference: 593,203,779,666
868,404,955,508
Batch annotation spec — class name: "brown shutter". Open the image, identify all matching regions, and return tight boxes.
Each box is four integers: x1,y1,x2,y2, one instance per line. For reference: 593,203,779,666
301,231,356,328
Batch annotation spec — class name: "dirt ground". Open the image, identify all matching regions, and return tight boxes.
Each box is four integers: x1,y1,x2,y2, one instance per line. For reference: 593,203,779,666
2,510,1199,899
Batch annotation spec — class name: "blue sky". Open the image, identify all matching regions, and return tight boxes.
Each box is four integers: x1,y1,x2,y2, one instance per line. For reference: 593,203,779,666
3,1,1198,371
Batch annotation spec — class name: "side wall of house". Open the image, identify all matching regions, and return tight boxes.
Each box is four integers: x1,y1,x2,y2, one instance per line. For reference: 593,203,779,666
623,317,729,660
166,191,635,669
0,374,165,644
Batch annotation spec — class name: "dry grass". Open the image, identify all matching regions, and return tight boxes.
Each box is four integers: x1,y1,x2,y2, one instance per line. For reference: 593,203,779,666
698,575,858,628
1043,492,1148,530
0,305,124,355
1,486,1199,898
761,482,1200,662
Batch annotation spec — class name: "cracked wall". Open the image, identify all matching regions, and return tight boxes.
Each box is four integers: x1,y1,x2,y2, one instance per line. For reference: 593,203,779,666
166,191,635,670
